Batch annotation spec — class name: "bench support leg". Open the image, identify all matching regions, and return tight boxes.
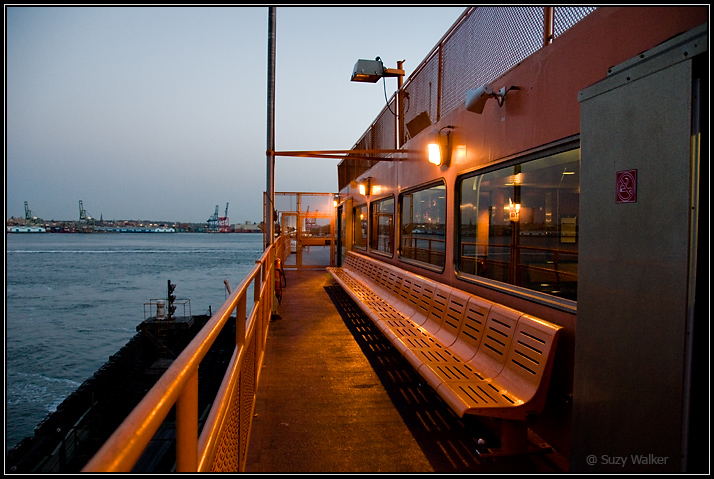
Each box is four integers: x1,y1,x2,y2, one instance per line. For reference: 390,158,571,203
476,419,553,458
501,419,528,452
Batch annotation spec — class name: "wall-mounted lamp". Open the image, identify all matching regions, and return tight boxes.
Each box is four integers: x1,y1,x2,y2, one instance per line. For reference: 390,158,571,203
465,84,520,114
358,178,371,196
427,126,455,166
352,56,406,148
505,198,521,222
351,57,405,83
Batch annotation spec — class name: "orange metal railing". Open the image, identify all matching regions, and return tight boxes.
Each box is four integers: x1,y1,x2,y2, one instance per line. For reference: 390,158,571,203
82,235,289,473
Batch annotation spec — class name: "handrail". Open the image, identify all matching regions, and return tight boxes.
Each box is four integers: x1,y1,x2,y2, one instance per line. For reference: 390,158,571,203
82,235,288,472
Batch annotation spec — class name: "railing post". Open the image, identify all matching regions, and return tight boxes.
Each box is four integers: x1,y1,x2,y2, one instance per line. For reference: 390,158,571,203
175,371,198,472
237,291,247,348
268,246,277,314
255,260,263,311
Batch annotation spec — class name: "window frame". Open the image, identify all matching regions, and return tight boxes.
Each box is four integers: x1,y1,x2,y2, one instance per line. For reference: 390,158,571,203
455,139,579,312
369,195,395,258
352,203,368,251
398,179,447,273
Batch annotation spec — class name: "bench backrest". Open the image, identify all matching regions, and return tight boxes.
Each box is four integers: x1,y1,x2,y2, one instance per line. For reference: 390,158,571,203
421,284,451,334
469,303,521,379
343,253,357,270
403,277,434,323
434,288,470,347
396,275,418,317
495,314,562,410
415,280,436,323
366,262,380,284
377,265,390,289
383,268,400,298
449,294,491,360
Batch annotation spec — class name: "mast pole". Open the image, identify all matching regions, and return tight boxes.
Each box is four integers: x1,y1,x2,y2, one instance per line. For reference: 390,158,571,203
265,7,276,250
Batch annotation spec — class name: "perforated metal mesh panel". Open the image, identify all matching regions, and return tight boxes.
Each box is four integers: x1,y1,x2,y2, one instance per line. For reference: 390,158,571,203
440,6,543,117
239,337,257,467
209,330,258,472
372,99,397,154
553,6,597,38
340,6,598,191
403,51,440,140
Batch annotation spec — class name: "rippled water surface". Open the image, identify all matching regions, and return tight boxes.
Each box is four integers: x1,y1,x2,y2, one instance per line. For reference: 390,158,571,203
5,232,263,451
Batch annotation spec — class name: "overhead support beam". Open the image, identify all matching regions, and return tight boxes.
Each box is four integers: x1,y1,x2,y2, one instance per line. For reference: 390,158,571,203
268,149,409,161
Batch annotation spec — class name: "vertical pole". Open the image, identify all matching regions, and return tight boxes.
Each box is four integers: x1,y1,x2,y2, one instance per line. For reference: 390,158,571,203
436,46,443,122
266,7,276,251
296,194,302,269
396,60,405,148
543,7,554,46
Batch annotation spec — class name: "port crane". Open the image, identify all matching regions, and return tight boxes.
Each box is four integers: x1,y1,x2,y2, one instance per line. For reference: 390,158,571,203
207,205,219,232
79,200,94,222
219,203,230,233
24,201,40,223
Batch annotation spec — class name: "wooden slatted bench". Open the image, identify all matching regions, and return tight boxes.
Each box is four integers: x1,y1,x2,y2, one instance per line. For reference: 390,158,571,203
327,251,562,456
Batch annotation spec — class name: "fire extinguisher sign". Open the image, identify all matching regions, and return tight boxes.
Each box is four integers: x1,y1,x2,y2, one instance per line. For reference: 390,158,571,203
616,169,637,204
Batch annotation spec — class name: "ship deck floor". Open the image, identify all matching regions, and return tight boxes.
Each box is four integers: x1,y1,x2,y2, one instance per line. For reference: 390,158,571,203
244,268,569,473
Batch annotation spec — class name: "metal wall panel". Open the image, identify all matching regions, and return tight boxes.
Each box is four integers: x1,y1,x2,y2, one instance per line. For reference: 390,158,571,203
573,34,699,472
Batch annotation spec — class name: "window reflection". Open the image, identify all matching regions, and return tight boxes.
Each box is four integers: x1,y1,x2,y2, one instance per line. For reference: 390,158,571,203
353,204,368,250
458,149,579,300
400,182,446,268
370,197,394,255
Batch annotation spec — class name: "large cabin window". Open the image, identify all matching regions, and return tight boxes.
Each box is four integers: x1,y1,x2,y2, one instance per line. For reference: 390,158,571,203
458,149,579,300
353,204,368,250
370,196,394,256
399,181,446,269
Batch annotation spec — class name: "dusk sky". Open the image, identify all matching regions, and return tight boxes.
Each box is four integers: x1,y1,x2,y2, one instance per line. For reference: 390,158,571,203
6,6,466,224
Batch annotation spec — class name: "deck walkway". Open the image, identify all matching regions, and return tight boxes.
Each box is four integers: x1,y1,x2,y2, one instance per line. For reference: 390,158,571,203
244,268,568,473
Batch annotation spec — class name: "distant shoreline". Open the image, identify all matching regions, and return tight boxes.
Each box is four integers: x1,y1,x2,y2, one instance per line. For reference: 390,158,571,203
6,220,263,234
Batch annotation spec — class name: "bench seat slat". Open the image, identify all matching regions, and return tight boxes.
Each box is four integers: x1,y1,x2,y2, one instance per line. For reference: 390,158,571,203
437,381,524,418
419,362,487,386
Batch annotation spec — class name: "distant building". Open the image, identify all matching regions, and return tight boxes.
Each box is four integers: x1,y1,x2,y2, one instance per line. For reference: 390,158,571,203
7,226,46,233
232,221,262,233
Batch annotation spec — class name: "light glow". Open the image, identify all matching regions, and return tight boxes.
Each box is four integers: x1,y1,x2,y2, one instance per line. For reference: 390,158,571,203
506,198,521,221
428,143,441,165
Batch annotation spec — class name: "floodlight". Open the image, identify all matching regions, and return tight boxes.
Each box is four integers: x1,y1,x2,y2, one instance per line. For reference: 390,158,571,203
351,59,385,83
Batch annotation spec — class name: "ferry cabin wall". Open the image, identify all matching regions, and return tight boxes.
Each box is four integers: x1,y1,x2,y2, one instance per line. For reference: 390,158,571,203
340,6,704,312
338,6,707,461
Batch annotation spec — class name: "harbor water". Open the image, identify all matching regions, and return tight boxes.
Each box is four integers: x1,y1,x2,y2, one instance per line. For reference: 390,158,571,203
5,232,264,452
